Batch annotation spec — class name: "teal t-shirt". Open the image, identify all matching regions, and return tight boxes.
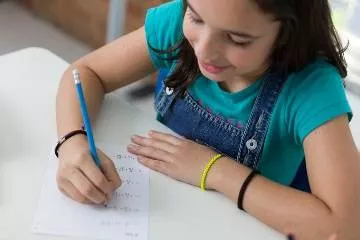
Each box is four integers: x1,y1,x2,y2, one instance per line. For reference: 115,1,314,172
144,0,352,185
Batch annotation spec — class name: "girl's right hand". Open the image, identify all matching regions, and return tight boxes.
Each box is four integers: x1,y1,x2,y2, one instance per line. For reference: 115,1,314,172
56,135,122,204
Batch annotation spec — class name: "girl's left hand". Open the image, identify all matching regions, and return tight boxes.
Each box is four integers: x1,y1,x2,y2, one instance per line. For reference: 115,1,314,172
127,130,218,188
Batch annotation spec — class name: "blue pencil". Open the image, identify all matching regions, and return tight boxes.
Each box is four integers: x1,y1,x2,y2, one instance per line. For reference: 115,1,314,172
72,69,101,167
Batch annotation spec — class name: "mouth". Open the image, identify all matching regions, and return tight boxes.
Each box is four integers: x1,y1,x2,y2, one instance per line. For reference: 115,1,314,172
199,61,230,74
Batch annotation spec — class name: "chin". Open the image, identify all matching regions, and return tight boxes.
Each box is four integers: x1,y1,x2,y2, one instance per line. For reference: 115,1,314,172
201,72,222,82
200,70,229,83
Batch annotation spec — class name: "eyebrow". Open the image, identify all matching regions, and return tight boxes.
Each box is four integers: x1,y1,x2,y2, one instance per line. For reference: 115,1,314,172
186,0,259,40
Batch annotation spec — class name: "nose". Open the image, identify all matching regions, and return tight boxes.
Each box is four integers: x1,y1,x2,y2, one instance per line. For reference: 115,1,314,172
194,29,221,62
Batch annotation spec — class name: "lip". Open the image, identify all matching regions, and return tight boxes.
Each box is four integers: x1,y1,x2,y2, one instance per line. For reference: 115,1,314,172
200,61,230,74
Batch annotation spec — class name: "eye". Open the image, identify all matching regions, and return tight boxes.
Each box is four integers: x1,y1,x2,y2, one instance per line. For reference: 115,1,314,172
227,35,252,47
187,10,203,24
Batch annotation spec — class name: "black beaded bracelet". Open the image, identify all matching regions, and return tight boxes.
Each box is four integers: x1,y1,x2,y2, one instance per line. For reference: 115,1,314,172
237,169,259,211
55,129,87,158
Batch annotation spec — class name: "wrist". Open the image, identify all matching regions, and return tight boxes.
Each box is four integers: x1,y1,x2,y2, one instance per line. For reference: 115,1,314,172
57,133,88,158
206,157,232,190
207,157,252,201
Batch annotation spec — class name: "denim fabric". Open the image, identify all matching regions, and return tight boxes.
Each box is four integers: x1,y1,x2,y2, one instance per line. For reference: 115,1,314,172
154,69,310,192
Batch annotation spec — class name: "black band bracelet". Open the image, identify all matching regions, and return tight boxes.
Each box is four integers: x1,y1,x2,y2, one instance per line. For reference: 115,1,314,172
55,129,87,158
237,170,259,211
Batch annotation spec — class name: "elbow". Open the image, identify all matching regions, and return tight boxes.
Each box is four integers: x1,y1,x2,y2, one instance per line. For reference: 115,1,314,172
284,210,360,240
321,211,360,240
314,194,360,240
333,215,360,240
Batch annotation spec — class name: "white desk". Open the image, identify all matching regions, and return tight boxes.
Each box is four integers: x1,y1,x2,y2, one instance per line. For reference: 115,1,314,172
0,48,359,240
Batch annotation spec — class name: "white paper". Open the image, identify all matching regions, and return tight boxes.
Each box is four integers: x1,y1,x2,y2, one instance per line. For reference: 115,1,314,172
32,145,149,240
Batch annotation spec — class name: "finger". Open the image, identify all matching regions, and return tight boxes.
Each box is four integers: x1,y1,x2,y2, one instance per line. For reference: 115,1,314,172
131,135,176,153
98,150,122,193
58,179,93,204
127,144,172,163
148,130,183,145
79,152,113,196
67,168,107,204
137,155,169,175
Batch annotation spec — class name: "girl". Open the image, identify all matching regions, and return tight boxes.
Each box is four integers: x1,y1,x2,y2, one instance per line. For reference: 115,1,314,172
55,0,360,239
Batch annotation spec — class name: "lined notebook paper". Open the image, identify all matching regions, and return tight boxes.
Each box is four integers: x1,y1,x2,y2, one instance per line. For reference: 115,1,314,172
32,145,149,240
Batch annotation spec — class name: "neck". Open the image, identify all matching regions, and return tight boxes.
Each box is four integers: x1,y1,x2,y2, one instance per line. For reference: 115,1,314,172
219,65,269,93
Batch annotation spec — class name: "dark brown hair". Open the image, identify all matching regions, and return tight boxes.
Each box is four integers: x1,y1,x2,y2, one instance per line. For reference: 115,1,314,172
155,0,347,91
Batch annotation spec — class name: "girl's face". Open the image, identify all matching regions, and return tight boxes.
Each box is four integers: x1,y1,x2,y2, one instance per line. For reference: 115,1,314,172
183,0,281,90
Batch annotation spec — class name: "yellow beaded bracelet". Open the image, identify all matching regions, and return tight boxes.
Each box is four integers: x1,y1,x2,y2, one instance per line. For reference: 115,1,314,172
200,153,223,191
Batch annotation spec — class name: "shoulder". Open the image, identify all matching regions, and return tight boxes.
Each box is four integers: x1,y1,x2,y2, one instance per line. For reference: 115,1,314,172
145,0,184,50
282,59,347,105
280,59,351,144
285,59,344,91
145,0,184,69
147,0,183,13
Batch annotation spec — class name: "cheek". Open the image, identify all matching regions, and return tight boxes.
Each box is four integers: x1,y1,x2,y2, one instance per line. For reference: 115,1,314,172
226,49,257,69
226,45,271,70
182,20,197,46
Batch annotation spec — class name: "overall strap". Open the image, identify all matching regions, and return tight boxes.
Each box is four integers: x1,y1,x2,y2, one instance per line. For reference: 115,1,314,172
237,71,287,169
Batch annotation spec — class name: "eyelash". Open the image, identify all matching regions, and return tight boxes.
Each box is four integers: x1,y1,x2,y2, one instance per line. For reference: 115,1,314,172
187,11,252,47
227,36,252,47
187,12,203,24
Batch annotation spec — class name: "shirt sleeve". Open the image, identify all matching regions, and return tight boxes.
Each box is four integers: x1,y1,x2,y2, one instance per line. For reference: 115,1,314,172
144,0,184,69
285,61,353,145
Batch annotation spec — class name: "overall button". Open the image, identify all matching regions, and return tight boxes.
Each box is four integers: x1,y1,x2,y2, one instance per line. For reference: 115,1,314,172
246,139,257,151
166,87,174,95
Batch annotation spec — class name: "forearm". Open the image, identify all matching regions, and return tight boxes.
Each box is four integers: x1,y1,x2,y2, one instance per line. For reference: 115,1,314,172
207,158,351,240
56,63,105,137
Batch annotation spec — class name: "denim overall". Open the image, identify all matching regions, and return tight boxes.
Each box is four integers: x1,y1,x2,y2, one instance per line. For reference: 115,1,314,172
155,69,310,192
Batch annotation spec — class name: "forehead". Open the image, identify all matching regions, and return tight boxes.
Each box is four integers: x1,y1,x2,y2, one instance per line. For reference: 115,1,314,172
186,0,275,33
